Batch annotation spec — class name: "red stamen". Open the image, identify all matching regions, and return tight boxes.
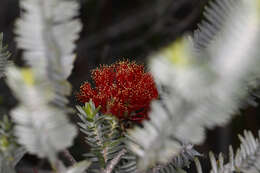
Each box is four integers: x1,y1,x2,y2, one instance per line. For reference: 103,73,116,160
77,60,158,123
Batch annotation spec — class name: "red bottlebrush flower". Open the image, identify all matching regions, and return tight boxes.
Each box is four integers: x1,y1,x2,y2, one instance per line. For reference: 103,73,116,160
77,61,158,123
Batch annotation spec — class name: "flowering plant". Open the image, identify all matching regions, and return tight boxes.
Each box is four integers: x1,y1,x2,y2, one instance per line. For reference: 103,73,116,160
0,0,260,173
77,61,158,123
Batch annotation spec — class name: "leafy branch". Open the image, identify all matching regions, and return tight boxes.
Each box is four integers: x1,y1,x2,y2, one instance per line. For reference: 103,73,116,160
128,0,260,169
0,33,11,78
195,130,260,173
76,101,137,173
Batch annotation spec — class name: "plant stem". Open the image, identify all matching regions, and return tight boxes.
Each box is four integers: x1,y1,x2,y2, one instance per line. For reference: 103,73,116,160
62,149,77,166
102,148,127,173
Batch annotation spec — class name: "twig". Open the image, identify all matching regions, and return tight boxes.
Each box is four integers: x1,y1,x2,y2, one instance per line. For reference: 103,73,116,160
62,149,77,166
77,0,191,49
102,148,127,173
75,0,207,68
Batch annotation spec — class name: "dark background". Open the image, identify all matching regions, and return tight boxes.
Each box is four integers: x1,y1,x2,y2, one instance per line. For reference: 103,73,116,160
0,0,259,172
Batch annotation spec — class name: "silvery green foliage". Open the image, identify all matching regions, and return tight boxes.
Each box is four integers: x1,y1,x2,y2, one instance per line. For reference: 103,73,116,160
0,33,11,78
193,0,235,52
9,0,82,165
11,147,26,167
195,130,260,173
129,0,260,169
6,66,77,162
0,116,26,172
76,101,137,173
0,116,26,167
0,156,15,173
15,0,82,107
128,100,182,169
170,144,200,169
0,147,26,173
151,144,200,173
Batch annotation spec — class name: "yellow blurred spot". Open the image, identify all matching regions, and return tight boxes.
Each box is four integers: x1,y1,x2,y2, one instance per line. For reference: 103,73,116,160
0,136,9,151
258,0,260,13
163,39,190,67
8,156,14,162
21,68,35,86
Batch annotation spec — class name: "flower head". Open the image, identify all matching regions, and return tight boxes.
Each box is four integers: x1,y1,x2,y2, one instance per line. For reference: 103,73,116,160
77,61,158,122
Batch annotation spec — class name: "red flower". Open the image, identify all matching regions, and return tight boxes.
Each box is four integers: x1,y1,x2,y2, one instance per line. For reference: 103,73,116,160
77,61,158,122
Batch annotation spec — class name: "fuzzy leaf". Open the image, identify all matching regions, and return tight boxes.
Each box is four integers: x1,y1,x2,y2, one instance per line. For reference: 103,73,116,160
194,130,260,173
6,66,77,162
149,144,200,173
0,33,11,78
15,0,82,107
129,0,260,169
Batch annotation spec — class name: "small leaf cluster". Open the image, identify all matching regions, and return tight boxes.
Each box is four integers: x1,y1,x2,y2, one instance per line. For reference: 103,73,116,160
76,101,137,173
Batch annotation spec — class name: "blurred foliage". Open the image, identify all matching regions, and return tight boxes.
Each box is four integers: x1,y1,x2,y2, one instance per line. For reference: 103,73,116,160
0,0,259,171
